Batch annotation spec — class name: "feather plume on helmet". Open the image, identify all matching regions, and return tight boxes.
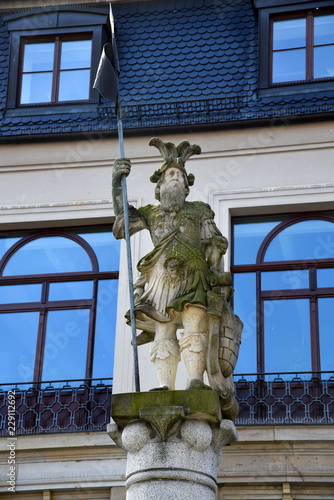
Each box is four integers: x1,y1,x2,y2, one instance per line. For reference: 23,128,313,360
149,137,201,200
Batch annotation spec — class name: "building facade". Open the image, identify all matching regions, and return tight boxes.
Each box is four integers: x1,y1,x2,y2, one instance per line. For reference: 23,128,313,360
0,0,333,498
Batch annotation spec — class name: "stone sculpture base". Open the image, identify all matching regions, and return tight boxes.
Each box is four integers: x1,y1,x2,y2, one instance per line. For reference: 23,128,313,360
108,390,238,500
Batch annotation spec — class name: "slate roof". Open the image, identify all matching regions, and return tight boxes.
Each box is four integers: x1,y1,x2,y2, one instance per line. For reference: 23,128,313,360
0,16,9,117
0,0,333,139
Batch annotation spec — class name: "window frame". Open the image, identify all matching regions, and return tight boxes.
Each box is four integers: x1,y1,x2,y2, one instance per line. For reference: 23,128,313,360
231,212,334,376
5,7,108,110
0,228,119,386
270,10,334,86
18,33,94,106
257,0,334,91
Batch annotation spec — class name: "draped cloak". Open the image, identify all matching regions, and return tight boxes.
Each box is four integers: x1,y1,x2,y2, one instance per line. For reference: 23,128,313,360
113,201,223,334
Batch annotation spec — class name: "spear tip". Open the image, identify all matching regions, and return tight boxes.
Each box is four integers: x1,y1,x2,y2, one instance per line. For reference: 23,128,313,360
109,3,115,35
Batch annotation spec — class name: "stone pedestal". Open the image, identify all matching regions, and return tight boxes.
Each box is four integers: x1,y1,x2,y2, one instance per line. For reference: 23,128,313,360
108,390,238,500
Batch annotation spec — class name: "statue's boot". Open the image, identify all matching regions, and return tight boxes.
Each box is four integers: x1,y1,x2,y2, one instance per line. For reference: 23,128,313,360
150,339,180,390
179,332,209,390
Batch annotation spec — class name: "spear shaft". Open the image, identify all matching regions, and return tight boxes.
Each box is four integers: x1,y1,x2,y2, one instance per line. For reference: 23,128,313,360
117,110,141,393
110,4,140,392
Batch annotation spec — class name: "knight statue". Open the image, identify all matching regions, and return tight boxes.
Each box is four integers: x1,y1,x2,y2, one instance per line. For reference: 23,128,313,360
112,138,243,419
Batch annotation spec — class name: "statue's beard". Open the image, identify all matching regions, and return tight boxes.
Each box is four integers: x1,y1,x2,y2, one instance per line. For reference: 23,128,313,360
159,181,186,212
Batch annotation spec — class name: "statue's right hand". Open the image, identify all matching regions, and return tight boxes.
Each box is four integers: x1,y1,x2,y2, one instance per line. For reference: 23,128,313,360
112,157,132,186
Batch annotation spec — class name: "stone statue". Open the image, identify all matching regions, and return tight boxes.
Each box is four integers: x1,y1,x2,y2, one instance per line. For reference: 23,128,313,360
112,138,242,418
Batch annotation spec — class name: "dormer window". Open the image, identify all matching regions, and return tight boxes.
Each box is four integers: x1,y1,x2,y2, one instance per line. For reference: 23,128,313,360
256,0,334,92
4,6,107,109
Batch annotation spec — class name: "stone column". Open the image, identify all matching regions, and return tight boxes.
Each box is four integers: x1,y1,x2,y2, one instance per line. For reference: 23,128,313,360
108,390,238,500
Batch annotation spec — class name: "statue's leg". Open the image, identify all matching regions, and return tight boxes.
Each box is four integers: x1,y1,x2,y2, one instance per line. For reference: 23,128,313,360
150,322,180,390
179,305,209,390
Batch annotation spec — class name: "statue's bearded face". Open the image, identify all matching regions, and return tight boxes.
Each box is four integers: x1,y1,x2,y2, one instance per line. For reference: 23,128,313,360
159,167,187,212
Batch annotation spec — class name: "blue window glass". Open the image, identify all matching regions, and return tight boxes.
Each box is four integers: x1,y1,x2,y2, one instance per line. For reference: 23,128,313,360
0,311,39,383
233,220,277,265
233,273,257,376
313,14,334,80
79,231,120,272
92,279,119,378
272,49,306,83
261,270,309,290
317,268,334,288
49,281,93,301
3,236,92,275
20,42,55,104
0,237,20,261
271,12,334,85
272,18,306,83
0,284,42,303
318,298,334,372
264,299,311,376
58,69,91,101
42,309,90,383
58,40,92,101
21,72,53,104
273,18,306,51
19,37,92,105
314,45,334,79
23,42,55,72
60,40,92,70
314,14,334,46
264,220,334,262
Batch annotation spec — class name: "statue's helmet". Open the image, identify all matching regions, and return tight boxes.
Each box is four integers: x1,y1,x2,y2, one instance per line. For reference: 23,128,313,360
149,137,201,200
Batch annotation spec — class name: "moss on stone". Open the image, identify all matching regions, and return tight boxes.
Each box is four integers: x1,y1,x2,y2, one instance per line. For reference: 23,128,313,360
111,390,222,429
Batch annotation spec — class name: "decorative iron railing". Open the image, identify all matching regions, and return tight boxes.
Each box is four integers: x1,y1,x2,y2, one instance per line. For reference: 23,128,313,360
1,372,333,435
96,96,334,130
234,371,334,425
0,378,112,436
98,95,250,129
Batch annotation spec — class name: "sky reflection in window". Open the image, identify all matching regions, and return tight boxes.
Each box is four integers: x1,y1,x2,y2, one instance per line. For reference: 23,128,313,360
3,236,92,275
264,298,311,376
0,284,42,303
318,298,334,372
233,273,257,376
93,279,119,379
79,231,120,272
0,311,39,383
42,309,90,382
49,281,93,301
264,220,334,262
233,220,278,265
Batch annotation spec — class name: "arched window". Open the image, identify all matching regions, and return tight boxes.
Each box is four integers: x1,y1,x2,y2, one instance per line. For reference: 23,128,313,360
0,227,120,387
232,213,334,380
